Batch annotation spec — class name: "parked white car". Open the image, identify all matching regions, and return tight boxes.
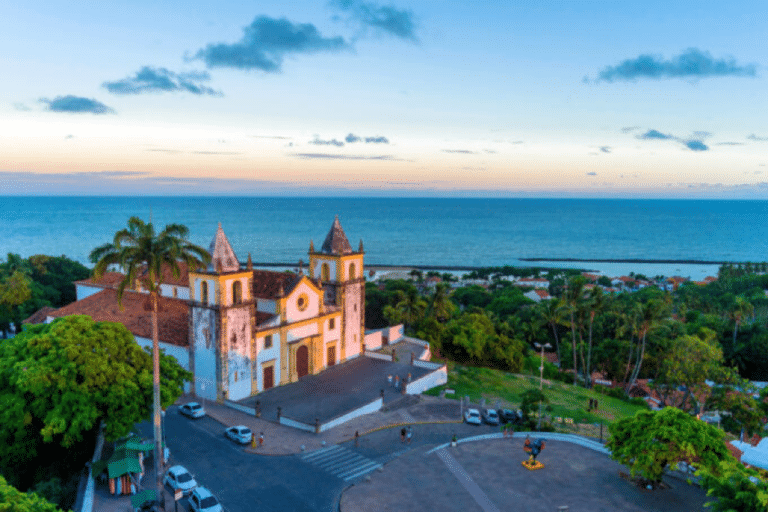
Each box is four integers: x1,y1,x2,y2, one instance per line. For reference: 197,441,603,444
464,408,482,425
179,402,206,419
189,487,222,512
225,425,252,444
163,465,197,496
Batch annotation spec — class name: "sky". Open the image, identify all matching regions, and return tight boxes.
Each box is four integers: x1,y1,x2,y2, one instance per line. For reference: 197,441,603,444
1,0,767,198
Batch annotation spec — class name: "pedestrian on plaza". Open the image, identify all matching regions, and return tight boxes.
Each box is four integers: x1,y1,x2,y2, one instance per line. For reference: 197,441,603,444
258,432,264,448
406,426,412,444
400,427,406,443
395,375,400,390
387,374,392,386
251,433,257,448
354,430,360,447
407,372,412,383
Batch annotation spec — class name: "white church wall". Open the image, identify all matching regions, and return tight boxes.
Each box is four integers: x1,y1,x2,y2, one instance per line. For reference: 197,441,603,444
226,308,251,401
134,335,191,393
191,307,218,401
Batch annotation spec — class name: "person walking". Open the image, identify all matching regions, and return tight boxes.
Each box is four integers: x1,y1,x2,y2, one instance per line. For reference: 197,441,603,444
394,375,400,390
354,430,360,447
400,427,406,443
387,374,392,387
258,432,264,448
406,426,412,444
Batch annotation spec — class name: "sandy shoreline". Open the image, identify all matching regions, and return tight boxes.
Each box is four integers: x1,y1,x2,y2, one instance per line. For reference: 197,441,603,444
255,260,721,280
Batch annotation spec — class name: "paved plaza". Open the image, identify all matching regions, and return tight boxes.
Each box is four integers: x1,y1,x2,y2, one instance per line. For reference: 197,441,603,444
237,351,434,424
340,438,709,512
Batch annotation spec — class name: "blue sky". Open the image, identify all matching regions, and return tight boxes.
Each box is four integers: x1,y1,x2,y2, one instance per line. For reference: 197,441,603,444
2,0,767,197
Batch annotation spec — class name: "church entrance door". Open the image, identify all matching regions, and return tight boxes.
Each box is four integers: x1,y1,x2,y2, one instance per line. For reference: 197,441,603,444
263,365,274,390
327,345,336,366
296,345,309,378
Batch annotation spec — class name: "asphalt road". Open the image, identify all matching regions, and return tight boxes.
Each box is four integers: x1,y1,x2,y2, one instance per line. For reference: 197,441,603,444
140,407,347,512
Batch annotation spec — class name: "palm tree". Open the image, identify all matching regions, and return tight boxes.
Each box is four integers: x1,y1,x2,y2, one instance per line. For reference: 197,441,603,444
430,283,455,322
584,286,605,388
564,277,586,385
539,298,566,365
626,296,669,393
393,288,428,331
90,217,209,509
730,296,754,348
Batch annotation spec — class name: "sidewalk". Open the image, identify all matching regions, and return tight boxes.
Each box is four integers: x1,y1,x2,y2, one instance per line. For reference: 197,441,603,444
196,393,462,456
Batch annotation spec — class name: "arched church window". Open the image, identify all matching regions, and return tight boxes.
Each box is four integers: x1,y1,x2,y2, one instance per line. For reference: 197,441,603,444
200,281,208,305
232,280,242,304
349,263,356,280
321,263,330,281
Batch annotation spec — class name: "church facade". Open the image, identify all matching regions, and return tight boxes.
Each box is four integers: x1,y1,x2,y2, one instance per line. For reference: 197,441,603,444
49,217,365,403
188,217,365,401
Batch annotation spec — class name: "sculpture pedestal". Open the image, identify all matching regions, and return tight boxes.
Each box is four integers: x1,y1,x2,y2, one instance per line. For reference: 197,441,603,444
521,459,545,470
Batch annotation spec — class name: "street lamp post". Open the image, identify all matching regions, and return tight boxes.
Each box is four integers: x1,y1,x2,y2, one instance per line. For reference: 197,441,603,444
534,342,552,430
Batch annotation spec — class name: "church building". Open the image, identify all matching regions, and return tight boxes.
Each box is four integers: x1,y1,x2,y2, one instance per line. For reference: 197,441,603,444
190,216,365,401
47,217,365,403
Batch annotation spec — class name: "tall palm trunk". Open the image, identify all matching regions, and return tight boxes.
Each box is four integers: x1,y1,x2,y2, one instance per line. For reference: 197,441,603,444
627,330,647,393
550,322,561,366
578,321,587,388
151,292,163,509
586,313,595,388
570,311,578,385
622,335,635,387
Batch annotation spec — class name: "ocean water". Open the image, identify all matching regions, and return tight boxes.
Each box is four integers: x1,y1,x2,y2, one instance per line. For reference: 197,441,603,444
1,197,766,279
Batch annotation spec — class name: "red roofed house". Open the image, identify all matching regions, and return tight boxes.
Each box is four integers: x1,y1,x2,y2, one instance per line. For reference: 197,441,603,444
47,217,366,403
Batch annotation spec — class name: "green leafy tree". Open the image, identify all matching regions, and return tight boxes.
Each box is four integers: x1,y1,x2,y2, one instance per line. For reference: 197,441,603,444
440,312,525,371
699,459,768,512
0,316,190,491
0,475,64,512
89,216,209,507
451,285,492,310
707,385,764,438
364,282,389,329
520,389,548,428
607,407,732,487
597,275,612,287
654,330,725,411
0,270,31,334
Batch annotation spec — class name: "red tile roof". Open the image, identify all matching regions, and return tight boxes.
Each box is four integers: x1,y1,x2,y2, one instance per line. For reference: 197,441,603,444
22,306,57,325
50,289,189,347
254,311,275,326
251,270,301,299
75,272,127,289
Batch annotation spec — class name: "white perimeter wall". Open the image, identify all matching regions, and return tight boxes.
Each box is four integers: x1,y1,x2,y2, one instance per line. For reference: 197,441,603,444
406,365,447,395
134,335,191,393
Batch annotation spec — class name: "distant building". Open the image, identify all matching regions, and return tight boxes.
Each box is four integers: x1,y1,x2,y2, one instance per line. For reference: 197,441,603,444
524,289,551,303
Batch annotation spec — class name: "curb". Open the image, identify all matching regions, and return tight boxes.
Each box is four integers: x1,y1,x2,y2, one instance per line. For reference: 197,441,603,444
425,431,611,455
360,419,463,437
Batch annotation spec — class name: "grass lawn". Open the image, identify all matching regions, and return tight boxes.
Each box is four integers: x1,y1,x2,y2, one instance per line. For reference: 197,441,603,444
424,361,648,433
